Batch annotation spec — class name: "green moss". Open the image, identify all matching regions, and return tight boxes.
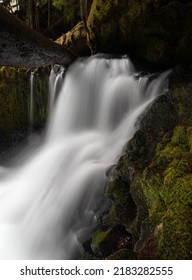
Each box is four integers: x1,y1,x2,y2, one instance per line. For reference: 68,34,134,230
138,124,192,259
187,126,192,152
0,66,48,135
87,0,192,66
93,75,192,260
171,126,186,145
87,0,128,52
157,207,192,259
170,84,192,123
107,248,136,260
53,0,80,23
0,67,28,133
92,225,132,258
92,228,112,248
105,177,130,206
32,69,49,128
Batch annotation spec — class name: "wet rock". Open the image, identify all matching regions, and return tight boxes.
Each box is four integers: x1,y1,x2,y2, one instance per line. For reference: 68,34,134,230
90,68,192,259
119,80,192,259
91,225,132,258
0,66,48,135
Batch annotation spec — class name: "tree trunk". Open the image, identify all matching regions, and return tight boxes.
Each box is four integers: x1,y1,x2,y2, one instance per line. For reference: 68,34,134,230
0,5,76,68
47,0,51,28
25,0,33,28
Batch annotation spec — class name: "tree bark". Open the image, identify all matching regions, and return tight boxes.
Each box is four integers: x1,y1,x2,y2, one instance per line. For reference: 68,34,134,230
25,0,33,28
0,5,76,68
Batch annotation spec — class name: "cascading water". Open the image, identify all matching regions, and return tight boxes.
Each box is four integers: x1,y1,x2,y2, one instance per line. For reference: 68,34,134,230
48,65,65,115
0,56,169,260
29,70,35,132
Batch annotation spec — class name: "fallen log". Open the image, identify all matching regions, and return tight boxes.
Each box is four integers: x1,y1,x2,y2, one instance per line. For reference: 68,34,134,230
0,5,76,68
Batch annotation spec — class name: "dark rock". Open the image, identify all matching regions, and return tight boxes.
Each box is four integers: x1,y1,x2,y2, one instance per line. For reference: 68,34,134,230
106,248,136,260
87,0,192,68
92,225,132,258
0,66,48,135
90,67,192,260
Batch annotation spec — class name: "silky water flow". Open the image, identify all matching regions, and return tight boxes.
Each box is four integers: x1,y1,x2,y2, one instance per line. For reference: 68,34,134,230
0,56,170,259
29,70,34,132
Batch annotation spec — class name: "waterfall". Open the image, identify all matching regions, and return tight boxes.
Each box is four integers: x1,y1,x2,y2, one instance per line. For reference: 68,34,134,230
48,65,65,115
0,56,170,260
29,70,35,132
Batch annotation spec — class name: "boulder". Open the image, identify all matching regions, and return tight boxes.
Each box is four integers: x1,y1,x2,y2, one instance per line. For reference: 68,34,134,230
87,0,192,67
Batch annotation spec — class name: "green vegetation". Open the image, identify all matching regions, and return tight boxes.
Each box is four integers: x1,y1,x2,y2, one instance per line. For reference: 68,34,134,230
1,0,192,261
130,80,192,259
91,225,133,259
0,66,48,134
87,0,192,66
0,67,28,133
52,0,80,25
92,75,192,260
140,124,192,259
92,228,112,248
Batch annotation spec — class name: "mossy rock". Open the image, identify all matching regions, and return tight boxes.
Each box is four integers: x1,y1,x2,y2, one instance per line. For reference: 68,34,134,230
99,78,192,259
92,225,132,258
135,122,192,259
126,93,178,170
0,67,29,134
133,81,192,259
104,174,137,227
87,0,192,67
107,248,137,260
0,66,48,135
105,176,132,206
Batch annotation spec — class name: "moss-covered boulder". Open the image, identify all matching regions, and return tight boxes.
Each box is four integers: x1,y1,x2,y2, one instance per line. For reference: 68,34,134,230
104,175,137,227
0,66,48,135
87,0,192,67
91,225,133,258
132,78,192,259
104,71,192,259
83,66,192,260
138,125,192,259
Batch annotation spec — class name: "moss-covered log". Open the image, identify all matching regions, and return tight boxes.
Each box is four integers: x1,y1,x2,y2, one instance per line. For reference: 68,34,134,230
56,21,90,56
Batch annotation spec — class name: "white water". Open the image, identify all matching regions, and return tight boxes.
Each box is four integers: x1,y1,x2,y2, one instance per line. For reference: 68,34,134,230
0,56,169,259
29,71,34,131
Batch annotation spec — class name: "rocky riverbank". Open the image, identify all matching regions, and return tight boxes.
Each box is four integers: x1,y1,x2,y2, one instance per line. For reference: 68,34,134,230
82,66,192,260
